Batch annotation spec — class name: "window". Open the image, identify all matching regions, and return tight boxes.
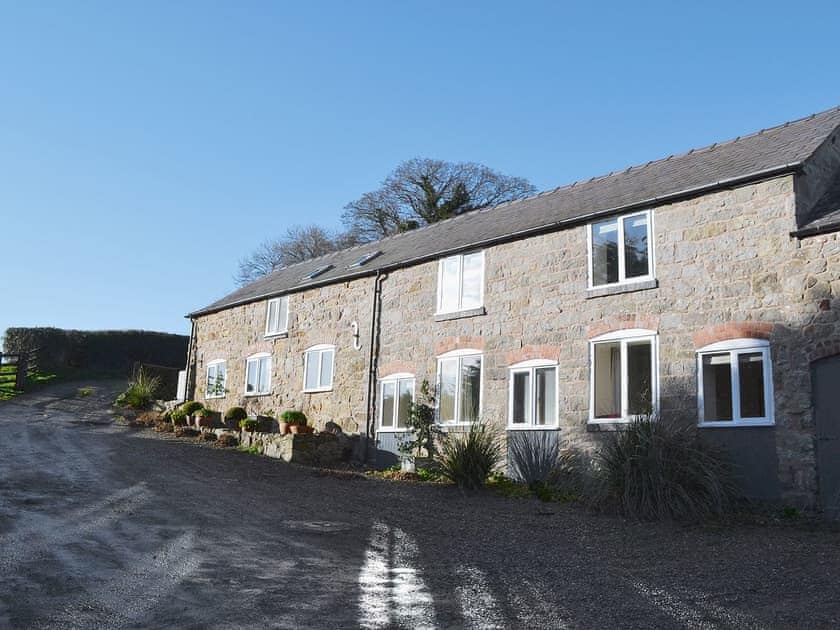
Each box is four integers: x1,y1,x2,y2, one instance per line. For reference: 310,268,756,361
206,360,227,398
697,339,774,426
589,210,653,287
437,350,482,424
349,251,382,268
509,360,558,429
265,297,289,336
245,353,271,396
303,344,335,392
379,374,414,431
589,329,658,423
437,251,484,313
302,264,333,281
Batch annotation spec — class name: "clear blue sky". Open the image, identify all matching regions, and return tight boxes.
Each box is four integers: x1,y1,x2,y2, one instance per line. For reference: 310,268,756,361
2,1,839,340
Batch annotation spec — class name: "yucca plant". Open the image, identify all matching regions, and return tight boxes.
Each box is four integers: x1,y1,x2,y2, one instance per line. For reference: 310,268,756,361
592,415,738,521
436,420,503,491
114,368,161,409
508,431,559,488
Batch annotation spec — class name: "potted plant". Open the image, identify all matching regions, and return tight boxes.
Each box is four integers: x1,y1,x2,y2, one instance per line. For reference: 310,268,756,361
279,410,307,435
194,407,218,428
239,418,260,433
180,401,204,425
170,407,188,427
224,406,248,430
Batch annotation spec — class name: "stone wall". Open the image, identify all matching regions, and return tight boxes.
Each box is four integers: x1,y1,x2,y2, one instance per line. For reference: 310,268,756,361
192,174,840,504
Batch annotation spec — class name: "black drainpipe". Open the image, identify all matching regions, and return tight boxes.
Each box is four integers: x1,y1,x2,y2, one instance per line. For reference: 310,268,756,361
364,271,386,464
184,318,197,400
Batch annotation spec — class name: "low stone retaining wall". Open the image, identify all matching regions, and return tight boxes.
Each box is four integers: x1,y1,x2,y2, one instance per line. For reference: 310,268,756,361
210,428,358,467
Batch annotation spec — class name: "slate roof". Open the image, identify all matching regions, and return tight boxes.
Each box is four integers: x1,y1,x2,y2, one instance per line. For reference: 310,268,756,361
191,106,840,317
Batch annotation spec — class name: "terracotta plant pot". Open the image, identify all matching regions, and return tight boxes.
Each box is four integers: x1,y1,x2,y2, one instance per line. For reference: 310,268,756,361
278,421,290,435
289,424,302,435
302,425,314,434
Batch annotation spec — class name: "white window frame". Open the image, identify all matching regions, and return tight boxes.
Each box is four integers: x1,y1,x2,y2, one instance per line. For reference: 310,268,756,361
436,349,483,426
588,328,659,424
303,344,335,393
507,359,559,430
264,296,289,337
244,352,272,396
205,359,227,399
436,251,485,314
587,209,654,288
378,373,415,432
697,338,775,427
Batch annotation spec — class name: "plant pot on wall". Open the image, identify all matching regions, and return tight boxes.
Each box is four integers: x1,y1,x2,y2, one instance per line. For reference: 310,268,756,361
289,424,302,435
278,421,290,435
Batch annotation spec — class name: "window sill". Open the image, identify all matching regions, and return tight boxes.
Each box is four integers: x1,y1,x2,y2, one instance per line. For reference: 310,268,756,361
378,427,412,433
303,387,333,394
244,392,271,397
586,278,658,299
507,425,559,431
434,306,486,322
587,419,631,432
698,420,775,428
264,331,289,339
205,395,226,400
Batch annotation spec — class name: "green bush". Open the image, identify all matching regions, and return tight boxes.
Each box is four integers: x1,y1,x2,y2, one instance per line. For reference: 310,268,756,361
195,407,215,418
224,407,248,422
180,401,204,415
592,416,738,521
114,368,161,409
239,418,259,431
436,420,503,491
280,410,308,426
170,408,188,426
398,379,442,459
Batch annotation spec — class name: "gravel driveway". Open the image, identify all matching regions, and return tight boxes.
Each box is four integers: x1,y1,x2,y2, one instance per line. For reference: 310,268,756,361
1,382,839,629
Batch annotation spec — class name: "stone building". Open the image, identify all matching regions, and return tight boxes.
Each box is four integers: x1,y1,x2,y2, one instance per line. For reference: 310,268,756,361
187,107,840,508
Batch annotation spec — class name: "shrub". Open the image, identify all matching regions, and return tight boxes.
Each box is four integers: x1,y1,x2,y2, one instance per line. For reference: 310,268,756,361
399,379,442,460
216,434,238,447
280,410,308,426
592,416,738,521
195,407,215,418
170,408,188,426
436,420,503,491
180,401,204,415
114,368,161,410
224,407,248,422
508,431,559,488
239,418,260,431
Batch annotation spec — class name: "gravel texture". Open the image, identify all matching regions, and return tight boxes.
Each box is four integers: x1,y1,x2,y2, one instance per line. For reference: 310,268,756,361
1,381,839,629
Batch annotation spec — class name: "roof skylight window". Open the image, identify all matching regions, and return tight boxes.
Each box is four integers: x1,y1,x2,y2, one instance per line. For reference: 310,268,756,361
348,250,382,268
302,264,333,281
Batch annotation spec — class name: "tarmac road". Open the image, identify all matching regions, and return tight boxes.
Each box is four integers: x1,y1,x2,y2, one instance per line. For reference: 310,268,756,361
1,381,839,629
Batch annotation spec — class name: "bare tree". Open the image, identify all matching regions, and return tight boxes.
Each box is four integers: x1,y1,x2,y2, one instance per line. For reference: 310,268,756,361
343,158,536,241
234,225,357,287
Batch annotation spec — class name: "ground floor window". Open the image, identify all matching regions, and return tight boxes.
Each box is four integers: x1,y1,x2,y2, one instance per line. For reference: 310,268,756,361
303,344,335,392
697,338,774,426
379,374,414,430
508,360,558,428
206,360,226,398
437,350,482,424
245,353,271,396
590,329,657,422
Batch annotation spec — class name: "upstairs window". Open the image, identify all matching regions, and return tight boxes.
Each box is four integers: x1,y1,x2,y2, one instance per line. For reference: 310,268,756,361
697,339,774,426
245,353,271,396
265,297,289,336
437,350,482,424
206,360,227,399
437,251,485,314
589,329,658,423
589,210,653,287
303,344,335,392
508,360,558,429
379,374,414,431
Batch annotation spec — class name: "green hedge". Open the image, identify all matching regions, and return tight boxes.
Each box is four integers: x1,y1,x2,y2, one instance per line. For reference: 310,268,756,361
3,327,188,375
